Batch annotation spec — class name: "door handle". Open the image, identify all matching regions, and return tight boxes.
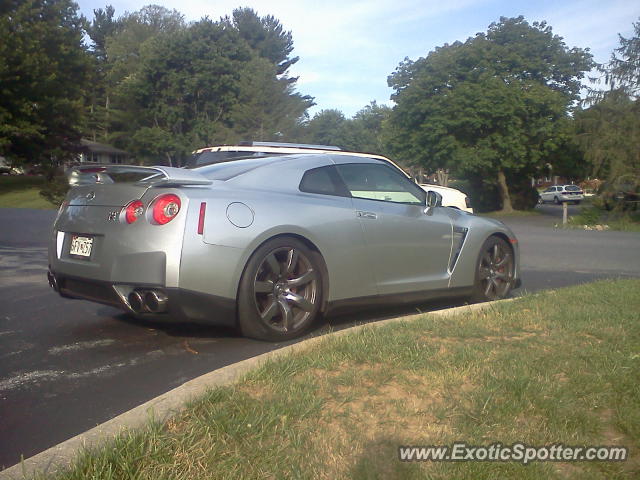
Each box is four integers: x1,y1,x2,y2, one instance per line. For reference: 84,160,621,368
356,211,377,219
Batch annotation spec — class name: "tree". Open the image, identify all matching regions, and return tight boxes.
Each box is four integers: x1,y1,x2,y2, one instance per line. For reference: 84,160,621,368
607,18,640,98
574,91,640,185
230,7,299,76
304,109,353,148
230,57,314,142
114,17,248,165
348,101,392,154
388,16,593,211
85,4,118,141
0,0,90,170
576,17,640,205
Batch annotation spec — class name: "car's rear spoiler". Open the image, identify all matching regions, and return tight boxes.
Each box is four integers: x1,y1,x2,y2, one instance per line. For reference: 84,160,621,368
67,165,213,186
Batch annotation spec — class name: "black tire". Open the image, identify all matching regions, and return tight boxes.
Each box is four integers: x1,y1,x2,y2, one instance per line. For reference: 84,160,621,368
553,196,560,205
574,200,581,205
237,237,324,341
471,236,515,303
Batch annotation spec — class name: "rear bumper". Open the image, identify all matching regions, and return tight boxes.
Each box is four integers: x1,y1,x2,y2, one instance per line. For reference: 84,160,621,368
47,270,237,327
558,194,584,201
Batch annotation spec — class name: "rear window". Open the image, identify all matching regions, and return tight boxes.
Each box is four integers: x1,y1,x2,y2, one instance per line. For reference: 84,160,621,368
299,166,347,197
565,185,581,191
193,157,281,181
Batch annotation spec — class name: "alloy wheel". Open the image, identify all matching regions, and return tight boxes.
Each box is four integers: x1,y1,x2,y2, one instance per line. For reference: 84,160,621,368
253,247,318,333
478,242,513,300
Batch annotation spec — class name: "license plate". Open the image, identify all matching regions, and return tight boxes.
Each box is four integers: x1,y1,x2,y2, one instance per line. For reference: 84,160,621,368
70,235,93,258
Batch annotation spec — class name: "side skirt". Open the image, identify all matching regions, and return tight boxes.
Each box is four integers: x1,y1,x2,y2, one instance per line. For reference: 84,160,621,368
325,286,474,317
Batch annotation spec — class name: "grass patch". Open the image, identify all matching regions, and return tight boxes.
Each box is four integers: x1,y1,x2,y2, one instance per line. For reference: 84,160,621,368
0,175,45,192
0,175,56,209
46,279,639,479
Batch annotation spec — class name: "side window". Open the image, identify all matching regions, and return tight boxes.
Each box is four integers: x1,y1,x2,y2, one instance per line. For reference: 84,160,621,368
336,163,425,205
299,166,348,197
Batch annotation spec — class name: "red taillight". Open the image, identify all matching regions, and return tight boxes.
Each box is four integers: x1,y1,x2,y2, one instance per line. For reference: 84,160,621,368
125,200,144,224
152,194,181,225
197,202,206,235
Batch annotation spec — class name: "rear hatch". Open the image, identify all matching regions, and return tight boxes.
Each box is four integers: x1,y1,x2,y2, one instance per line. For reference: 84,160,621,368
50,165,211,283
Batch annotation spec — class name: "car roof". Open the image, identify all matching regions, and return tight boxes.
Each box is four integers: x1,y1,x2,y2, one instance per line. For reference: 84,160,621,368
192,153,388,181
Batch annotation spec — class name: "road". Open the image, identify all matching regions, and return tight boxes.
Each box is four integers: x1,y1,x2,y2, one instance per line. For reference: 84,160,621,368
1,205,639,470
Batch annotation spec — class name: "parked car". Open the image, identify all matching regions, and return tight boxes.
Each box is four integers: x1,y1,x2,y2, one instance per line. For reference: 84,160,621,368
48,154,520,341
419,184,473,213
539,185,584,204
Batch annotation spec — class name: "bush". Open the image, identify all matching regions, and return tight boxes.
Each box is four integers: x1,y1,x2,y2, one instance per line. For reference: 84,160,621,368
39,175,69,206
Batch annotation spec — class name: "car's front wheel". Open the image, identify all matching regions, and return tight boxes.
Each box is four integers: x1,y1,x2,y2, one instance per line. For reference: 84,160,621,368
238,237,324,341
554,196,561,204
471,236,515,302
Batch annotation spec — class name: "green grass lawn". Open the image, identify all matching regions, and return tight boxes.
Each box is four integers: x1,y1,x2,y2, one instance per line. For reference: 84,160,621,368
43,279,639,480
0,175,56,209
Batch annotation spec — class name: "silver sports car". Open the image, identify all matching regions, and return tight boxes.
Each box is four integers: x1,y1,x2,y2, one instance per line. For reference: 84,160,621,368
47,154,521,340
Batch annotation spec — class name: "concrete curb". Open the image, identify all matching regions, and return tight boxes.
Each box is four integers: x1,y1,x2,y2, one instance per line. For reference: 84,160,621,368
0,299,512,479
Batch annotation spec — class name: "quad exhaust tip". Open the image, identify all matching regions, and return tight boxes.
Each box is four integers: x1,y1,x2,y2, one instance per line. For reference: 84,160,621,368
145,290,168,313
127,289,168,314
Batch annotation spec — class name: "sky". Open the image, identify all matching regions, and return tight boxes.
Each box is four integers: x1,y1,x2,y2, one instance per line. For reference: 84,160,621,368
76,0,639,117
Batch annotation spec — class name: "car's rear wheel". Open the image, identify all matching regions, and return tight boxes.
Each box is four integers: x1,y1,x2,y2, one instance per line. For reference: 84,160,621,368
238,237,323,341
471,236,514,302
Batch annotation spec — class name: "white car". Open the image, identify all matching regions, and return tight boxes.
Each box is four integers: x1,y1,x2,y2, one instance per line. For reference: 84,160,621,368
539,185,584,204
420,184,473,213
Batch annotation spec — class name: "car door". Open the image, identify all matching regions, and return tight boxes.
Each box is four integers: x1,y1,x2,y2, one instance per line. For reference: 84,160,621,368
541,187,555,202
334,162,453,295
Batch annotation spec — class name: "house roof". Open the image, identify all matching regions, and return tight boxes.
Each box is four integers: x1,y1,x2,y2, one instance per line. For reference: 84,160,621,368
81,139,129,155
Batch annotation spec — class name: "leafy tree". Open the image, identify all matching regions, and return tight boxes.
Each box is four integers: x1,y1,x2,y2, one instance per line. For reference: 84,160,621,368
0,0,90,172
388,16,593,211
105,4,184,88
113,17,249,164
574,91,639,185
348,101,392,154
304,109,354,148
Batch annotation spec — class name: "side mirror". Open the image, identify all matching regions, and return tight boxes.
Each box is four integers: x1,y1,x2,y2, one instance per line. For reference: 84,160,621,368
426,190,443,208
